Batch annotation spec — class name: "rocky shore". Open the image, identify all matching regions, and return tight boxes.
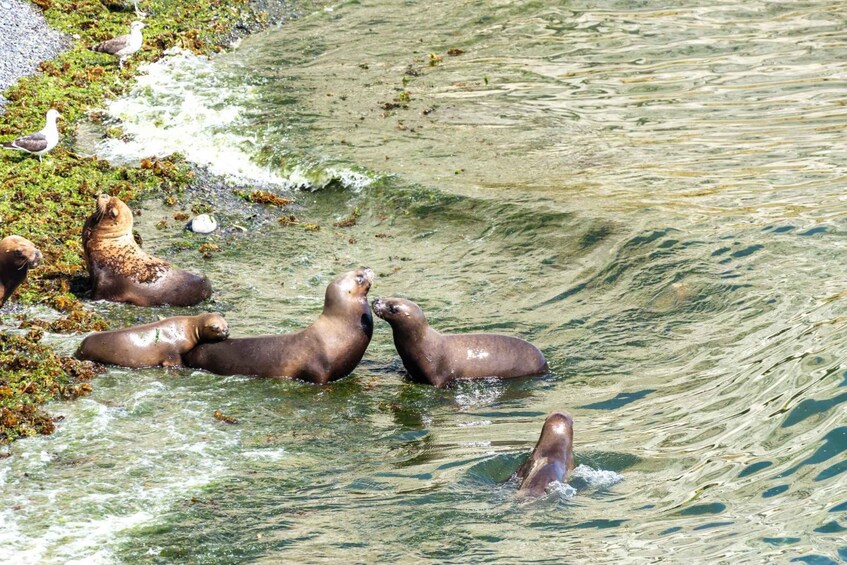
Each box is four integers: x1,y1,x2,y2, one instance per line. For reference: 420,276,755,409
0,0,69,111
0,0,315,444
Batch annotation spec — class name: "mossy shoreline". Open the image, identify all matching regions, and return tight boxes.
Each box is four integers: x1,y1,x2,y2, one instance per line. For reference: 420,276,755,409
0,0,311,444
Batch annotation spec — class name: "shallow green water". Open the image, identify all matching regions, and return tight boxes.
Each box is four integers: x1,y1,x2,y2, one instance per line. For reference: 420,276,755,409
4,0,847,562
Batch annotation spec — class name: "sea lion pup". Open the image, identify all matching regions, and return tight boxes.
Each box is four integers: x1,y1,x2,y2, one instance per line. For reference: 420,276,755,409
82,194,212,306
184,268,375,384
76,313,229,368
371,297,548,387
0,235,43,308
515,412,575,496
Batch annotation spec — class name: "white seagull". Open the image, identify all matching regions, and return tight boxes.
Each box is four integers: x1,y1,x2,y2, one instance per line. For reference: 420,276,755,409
90,21,146,69
1,109,61,163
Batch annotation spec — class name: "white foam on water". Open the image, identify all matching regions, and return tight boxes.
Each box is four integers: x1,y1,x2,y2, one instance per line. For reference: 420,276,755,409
241,448,287,461
454,379,505,411
0,384,240,564
457,420,492,427
571,464,624,489
460,440,492,448
547,481,578,500
96,48,373,192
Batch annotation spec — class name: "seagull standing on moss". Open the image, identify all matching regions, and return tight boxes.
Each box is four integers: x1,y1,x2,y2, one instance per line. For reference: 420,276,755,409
1,109,61,164
91,21,146,69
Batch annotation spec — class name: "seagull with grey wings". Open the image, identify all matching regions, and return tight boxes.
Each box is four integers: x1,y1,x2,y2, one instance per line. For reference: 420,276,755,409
90,21,146,69
1,109,61,164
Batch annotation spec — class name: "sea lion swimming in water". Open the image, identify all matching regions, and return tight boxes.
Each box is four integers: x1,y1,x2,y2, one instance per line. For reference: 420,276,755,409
515,412,575,496
0,235,42,308
82,194,212,307
371,297,548,387
76,313,229,368
184,268,374,384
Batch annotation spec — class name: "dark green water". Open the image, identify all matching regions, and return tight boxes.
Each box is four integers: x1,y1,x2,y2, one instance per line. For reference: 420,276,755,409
3,0,847,562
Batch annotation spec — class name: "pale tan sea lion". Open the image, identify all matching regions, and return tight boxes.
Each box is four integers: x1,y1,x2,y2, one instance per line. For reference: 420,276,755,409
76,313,229,368
82,194,212,306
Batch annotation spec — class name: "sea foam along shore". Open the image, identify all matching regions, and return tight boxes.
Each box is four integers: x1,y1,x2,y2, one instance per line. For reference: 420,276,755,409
0,0,318,445
0,0,69,112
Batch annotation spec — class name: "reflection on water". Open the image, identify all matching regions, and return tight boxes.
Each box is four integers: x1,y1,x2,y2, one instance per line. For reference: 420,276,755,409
3,0,847,562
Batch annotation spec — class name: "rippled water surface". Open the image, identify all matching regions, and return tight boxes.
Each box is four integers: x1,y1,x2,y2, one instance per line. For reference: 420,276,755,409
4,0,847,562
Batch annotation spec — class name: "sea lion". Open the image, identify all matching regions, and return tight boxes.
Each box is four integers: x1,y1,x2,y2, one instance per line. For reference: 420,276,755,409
371,297,548,387
515,412,575,496
184,268,374,384
0,235,43,308
82,194,212,306
76,313,229,368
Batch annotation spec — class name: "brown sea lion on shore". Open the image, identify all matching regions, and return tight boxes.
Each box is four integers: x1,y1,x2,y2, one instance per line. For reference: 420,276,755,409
82,194,212,306
371,297,548,387
515,412,575,496
184,268,374,384
0,235,43,308
76,313,229,368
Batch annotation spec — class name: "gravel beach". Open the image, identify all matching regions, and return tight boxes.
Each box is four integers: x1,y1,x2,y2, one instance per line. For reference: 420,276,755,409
0,0,68,112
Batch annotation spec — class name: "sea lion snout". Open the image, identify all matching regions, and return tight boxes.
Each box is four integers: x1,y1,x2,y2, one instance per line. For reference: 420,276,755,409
27,247,43,268
5,237,42,269
201,313,229,340
93,193,112,219
371,296,405,319
357,267,374,290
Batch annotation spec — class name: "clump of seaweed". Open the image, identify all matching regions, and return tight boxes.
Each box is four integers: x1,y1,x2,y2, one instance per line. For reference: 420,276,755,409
213,410,238,424
0,333,104,443
237,189,293,207
333,208,360,228
198,242,221,258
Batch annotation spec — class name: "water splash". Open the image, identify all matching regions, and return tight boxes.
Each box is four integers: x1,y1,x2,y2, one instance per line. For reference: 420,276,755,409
97,48,373,192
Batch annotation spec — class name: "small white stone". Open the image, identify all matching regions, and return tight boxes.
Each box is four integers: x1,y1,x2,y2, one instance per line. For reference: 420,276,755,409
187,214,218,234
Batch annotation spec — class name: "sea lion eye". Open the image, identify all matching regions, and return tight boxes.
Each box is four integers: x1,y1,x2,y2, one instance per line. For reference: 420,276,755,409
356,274,364,284
389,304,398,313
13,249,24,257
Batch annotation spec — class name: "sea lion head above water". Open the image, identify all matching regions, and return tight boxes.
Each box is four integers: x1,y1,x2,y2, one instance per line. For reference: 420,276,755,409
0,235,43,308
516,412,575,496
371,296,425,329
327,267,375,312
